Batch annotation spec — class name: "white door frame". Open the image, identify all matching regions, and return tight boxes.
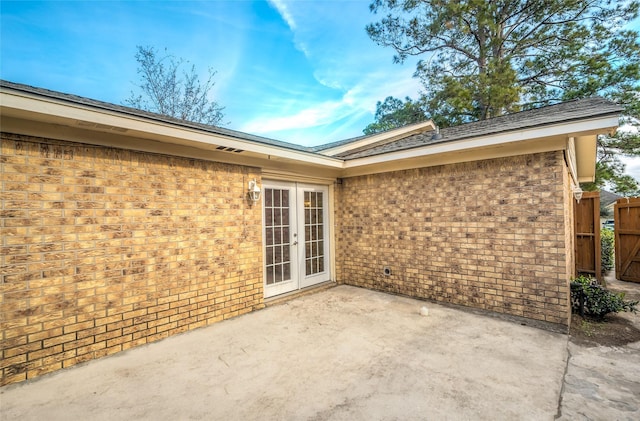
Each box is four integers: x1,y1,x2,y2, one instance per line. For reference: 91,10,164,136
296,183,331,289
262,180,331,298
262,180,298,298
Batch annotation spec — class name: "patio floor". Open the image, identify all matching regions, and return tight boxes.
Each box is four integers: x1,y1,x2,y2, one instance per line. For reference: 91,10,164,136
0,285,568,420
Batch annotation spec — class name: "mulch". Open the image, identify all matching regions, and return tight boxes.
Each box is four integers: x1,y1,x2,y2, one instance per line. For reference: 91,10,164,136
569,274,640,347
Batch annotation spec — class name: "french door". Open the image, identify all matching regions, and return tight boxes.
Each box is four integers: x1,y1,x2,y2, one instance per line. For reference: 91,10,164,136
263,181,330,298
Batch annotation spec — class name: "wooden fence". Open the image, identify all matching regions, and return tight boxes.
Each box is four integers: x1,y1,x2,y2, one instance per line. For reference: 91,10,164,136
615,197,640,283
575,191,601,281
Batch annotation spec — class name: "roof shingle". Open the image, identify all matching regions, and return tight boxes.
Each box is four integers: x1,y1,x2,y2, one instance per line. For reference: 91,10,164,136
335,98,621,159
2,80,621,161
0,79,315,153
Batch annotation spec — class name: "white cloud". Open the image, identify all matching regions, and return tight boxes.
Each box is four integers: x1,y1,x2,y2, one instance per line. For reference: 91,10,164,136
616,117,640,182
267,0,312,57
239,68,422,143
241,100,344,133
268,0,297,30
620,155,640,182
233,1,424,144
352,70,423,111
617,116,639,135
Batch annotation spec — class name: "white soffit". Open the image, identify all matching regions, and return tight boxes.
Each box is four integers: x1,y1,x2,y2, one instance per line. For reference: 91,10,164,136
575,135,598,182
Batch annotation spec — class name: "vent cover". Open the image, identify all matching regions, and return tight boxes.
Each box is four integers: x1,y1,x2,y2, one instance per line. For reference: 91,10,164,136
216,146,244,153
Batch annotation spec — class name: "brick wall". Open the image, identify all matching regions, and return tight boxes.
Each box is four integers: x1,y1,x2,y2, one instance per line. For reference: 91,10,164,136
1,133,264,386
335,151,572,328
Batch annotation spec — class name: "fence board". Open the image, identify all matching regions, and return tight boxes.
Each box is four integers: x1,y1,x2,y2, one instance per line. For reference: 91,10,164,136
615,197,640,283
575,191,601,281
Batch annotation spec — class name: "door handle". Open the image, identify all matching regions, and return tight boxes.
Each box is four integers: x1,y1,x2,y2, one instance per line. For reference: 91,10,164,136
292,241,298,246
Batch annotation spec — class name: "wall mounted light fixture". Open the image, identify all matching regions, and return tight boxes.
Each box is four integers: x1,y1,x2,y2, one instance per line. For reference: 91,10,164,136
248,179,261,204
572,186,583,203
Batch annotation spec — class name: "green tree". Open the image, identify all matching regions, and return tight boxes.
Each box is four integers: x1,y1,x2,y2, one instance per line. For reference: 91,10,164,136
364,96,427,134
582,122,640,196
366,0,640,193
125,46,225,126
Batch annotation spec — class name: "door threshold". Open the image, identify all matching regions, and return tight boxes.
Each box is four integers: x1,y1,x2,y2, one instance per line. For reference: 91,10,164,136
264,281,337,307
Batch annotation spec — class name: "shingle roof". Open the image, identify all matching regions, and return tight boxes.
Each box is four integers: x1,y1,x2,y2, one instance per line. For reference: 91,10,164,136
310,120,435,153
600,190,623,206
335,98,622,159
2,80,621,161
0,80,315,153
311,132,371,152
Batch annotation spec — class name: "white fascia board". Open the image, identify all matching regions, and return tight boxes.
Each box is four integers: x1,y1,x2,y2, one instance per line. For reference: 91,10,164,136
0,90,343,169
261,169,337,184
318,120,436,156
343,115,619,169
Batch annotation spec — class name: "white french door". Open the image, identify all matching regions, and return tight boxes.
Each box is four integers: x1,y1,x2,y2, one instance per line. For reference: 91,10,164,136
263,181,330,298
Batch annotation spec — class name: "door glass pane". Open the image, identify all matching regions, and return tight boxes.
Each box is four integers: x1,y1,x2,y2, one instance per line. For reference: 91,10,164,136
304,191,325,276
266,246,274,265
274,190,281,207
265,189,273,207
265,208,273,225
264,188,292,285
275,246,282,264
274,208,282,225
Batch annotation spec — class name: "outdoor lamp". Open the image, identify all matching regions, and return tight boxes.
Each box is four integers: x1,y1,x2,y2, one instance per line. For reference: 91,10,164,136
573,186,583,203
248,179,261,204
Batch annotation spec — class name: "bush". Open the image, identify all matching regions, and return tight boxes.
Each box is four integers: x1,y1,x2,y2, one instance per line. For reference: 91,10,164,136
570,275,638,319
601,228,614,273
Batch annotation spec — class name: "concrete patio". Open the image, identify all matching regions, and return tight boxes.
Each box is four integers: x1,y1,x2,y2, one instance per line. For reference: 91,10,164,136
1,286,568,420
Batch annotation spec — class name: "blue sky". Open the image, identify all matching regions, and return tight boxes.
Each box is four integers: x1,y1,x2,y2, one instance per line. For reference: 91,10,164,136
1,0,639,181
1,0,422,146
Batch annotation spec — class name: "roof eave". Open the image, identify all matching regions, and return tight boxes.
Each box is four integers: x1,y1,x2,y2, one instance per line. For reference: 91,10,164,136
341,115,619,177
0,88,343,170
0,83,620,182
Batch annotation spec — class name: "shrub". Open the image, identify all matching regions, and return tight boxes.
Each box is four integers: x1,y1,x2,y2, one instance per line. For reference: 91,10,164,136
570,275,638,319
601,228,614,273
